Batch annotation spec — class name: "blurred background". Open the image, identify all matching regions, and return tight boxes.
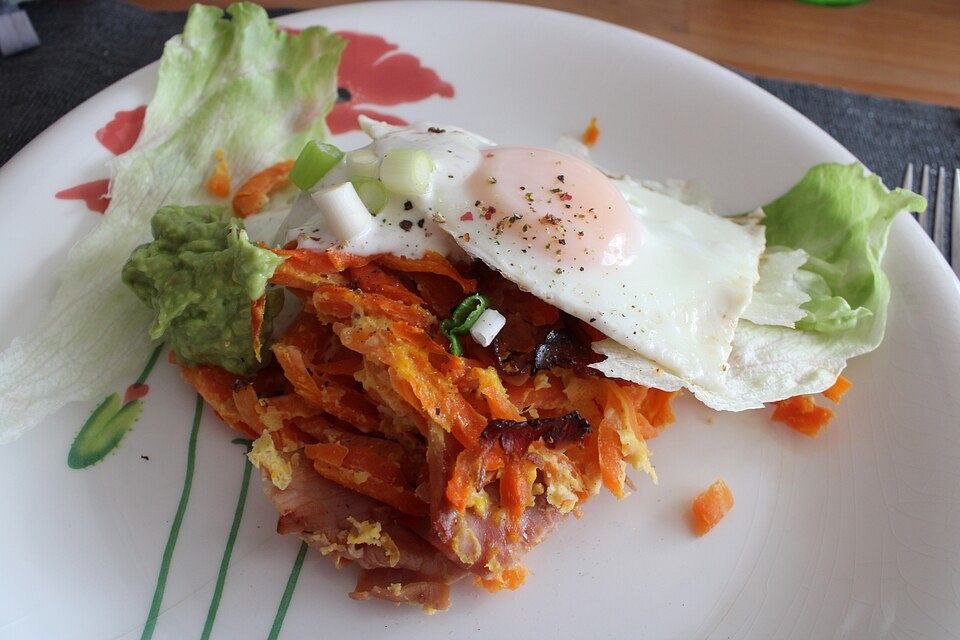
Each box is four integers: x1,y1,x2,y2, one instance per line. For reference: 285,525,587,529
2,0,959,205
123,0,960,106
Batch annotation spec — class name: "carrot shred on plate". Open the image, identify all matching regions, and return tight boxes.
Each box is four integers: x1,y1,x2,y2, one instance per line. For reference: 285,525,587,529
581,117,600,147
232,159,294,217
475,565,529,592
772,395,835,437
822,375,852,404
691,479,734,537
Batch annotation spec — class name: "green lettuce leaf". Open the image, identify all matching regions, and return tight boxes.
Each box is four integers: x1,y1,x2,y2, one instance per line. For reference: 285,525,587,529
763,162,925,333
0,3,344,443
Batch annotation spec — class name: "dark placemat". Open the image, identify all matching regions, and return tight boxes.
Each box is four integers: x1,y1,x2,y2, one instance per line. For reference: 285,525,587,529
2,0,959,192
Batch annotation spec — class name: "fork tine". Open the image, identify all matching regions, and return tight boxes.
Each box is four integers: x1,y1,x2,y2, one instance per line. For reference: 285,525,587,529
901,163,917,222
933,167,948,259
952,168,959,278
902,163,914,191
919,165,931,233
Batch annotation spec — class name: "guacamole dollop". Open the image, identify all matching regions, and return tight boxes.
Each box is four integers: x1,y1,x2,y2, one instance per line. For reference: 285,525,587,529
122,205,284,376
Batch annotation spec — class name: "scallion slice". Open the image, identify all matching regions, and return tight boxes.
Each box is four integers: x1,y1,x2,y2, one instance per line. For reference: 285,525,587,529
379,148,435,196
440,293,491,356
290,141,344,191
350,177,388,215
346,149,381,179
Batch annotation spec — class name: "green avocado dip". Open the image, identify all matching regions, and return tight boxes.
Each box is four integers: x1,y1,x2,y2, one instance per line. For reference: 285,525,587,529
122,205,285,376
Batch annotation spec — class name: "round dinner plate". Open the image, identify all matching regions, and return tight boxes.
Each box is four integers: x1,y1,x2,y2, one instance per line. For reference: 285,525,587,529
2,2,959,639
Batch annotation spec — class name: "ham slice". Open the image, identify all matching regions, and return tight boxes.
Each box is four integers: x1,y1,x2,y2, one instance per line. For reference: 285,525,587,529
423,422,565,578
431,493,563,575
350,568,451,612
262,452,465,586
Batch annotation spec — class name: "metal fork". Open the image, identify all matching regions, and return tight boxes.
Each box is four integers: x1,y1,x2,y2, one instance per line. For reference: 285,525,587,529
901,164,960,279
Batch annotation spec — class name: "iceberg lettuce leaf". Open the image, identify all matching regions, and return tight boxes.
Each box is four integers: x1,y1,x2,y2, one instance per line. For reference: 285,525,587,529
0,3,344,443
764,162,925,333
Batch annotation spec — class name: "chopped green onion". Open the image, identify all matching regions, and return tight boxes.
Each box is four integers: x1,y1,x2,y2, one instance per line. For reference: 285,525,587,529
379,148,435,196
440,293,491,356
350,177,388,215
445,334,464,357
290,141,344,191
346,149,381,179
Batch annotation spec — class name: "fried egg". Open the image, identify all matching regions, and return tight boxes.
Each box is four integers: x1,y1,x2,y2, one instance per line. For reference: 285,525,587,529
280,120,765,389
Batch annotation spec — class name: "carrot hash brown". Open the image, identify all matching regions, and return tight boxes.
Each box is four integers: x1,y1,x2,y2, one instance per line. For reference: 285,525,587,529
177,247,679,611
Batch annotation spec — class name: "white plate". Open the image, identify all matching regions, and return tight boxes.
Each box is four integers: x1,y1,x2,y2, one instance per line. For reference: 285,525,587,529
2,2,960,639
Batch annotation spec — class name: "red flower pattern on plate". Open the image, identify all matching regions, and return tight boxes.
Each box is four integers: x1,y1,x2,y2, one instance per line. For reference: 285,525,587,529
55,179,114,214
96,105,147,155
55,29,455,213
328,31,454,134
55,108,147,213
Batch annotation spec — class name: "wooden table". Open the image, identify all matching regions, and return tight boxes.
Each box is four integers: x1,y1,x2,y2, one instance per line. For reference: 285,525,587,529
133,0,960,107
519,0,960,107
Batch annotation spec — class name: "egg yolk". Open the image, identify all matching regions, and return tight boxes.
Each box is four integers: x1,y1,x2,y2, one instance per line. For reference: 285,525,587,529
465,147,641,269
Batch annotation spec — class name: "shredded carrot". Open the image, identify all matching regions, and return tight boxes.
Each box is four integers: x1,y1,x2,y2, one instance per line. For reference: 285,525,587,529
307,441,349,466
597,415,626,498
349,263,425,305
304,444,428,517
272,343,381,432
312,284,435,328
445,446,505,512
273,311,336,359
260,394,318,421
232,159,294,218
269,248,374,290
316,426,414,472
336,318,487,447
691,479,734,537
307,441,405,486
205,149,231,198
822,375,852,404
232,383,265,433
640,388,678,430
179,364,251,436
463,368,523,421
581,117,600,147
501,458,536,539
772,395,835,437
231,383,304,450
507,374,567,413
310,358,363,377
376,252,477,293
445,449,481,511
251,293,266,362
